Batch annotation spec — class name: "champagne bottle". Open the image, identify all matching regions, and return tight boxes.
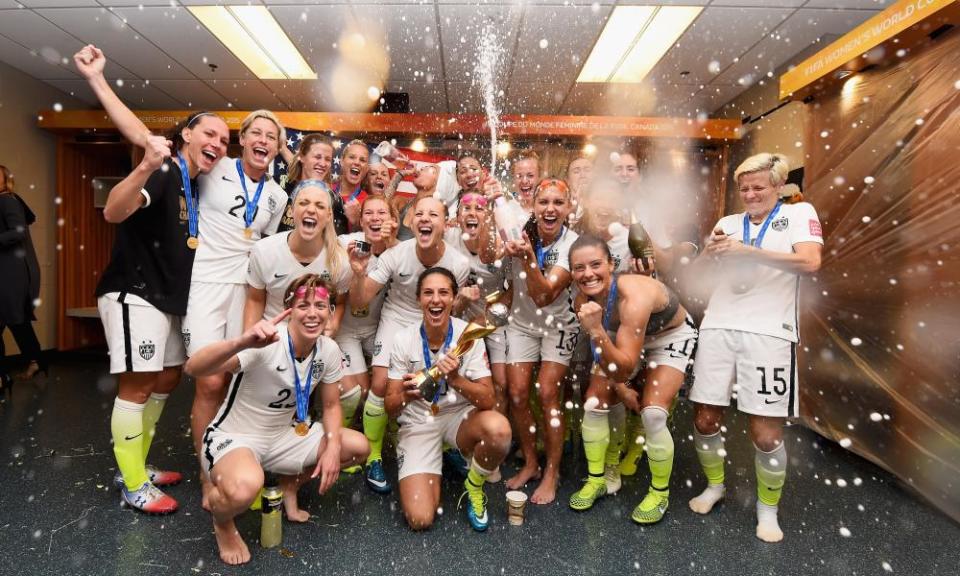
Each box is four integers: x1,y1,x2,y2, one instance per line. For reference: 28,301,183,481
627,213,655,272
493,195,523,243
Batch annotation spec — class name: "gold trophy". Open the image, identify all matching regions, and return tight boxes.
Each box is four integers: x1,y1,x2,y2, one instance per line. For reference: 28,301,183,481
415,292,509,406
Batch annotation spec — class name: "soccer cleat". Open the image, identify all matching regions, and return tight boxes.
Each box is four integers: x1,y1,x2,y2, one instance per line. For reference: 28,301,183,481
604,464,622,495
120,481,178,515
631,489,669,524
442,448,469,478
569,479,608,511
459,481,490,532
113,465,182,489
364,460,391,494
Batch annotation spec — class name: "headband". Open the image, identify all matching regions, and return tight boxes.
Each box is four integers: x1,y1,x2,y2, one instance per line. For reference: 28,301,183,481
185,111,216,128
291,179,332,202
460,193,488,207
292,285,330,302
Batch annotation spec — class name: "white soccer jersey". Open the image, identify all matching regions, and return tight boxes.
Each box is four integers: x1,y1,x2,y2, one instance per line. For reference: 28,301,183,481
247,231,352,319
338,232,386,334
435,160,460,212
194,157,287,283
388,317,491,421
607,225,634,274
700,202,823,342
210,326,344,435
368,238,471,325
443,227,509,321
510,227,580,331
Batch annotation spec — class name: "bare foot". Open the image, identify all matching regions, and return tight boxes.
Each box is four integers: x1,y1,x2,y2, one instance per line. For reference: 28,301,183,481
530,472,558,505
201,477,214,512
283,498,310,523
505,463,541,491
688,484,725,515
213,520,251,565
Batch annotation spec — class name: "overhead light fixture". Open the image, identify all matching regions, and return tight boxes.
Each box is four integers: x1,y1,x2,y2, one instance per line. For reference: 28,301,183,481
582,143,597,156
189,5,316,80
577,5,702,84
496,141,511,157
410,138,426,153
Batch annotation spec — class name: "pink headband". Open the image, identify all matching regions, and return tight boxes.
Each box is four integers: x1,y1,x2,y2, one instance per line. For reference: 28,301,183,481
460,193,488,207
294,286,329,302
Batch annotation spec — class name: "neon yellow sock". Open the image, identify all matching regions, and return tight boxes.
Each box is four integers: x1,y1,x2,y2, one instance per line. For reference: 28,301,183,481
606,403,626,466
112,397,148,490
363,393,387,464
141,392,168,461
755,443,787,506
467,457,492,489
695,430,726,486
581,407,609,483
642,406,674,491
339,386,362,428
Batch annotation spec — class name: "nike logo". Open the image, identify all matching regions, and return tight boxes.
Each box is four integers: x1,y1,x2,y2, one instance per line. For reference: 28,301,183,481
221,175,234,182
276,365,287,372
274,273,288,279
399,272,412,278
764,398,782,404
124,433,142,441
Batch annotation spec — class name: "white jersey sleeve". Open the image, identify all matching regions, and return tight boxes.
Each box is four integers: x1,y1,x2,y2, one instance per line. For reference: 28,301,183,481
368,243,398,286
236,344,269,374
318,335,345,385
787,202,824,245
387,326,415,381
435,160,460,211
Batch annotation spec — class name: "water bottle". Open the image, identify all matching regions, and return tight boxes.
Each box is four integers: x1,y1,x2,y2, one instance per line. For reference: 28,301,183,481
260,478,283,549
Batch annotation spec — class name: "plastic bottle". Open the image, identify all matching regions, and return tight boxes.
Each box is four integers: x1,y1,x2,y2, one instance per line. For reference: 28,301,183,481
494,196,523,243
260,478,283,549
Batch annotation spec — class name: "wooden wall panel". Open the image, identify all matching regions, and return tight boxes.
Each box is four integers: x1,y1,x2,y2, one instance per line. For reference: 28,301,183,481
56,140,128,350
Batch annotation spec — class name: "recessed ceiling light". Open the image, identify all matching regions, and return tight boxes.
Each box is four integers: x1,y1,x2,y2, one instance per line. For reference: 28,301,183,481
189,5,316,80
577,5,702,84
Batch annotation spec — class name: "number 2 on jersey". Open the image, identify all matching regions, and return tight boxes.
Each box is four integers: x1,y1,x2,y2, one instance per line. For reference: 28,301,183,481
228,195,259,222
267,388,297,409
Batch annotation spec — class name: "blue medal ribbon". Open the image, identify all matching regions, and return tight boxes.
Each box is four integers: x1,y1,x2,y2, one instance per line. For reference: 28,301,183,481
236,158,265,231
286,331,318,425
535,225,567,271
591,276,618,365
177,156,199,240
742,200,782,249
420,322,454,407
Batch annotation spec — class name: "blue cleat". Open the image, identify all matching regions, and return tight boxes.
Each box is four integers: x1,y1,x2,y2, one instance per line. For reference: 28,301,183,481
364,459,391,494
460,481,489,532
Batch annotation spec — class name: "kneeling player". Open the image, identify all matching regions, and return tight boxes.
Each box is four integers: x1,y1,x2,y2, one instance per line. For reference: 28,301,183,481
385,267,511,532
185,274,369,565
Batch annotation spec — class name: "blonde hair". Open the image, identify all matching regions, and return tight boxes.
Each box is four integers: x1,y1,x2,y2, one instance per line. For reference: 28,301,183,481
240,109,286,146
288,134,334,186
291,180,346,284
734,153,789,187
512,150,540,169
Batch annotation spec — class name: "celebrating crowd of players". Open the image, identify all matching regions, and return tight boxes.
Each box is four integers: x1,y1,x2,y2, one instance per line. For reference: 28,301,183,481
74,45,824,565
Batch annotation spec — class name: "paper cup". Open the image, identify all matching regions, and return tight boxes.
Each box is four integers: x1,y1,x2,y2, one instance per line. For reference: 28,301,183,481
506,490,528,526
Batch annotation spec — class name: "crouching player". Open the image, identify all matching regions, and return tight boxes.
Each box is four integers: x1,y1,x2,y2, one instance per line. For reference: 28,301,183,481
185,274,369,565
385,267,511,532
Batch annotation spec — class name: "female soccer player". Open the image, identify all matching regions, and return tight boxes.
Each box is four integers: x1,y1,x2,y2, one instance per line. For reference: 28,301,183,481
347,196,471,494
336,195,398,416
688,153,822,542
567,235,697,524
74,45,230,513
385,267,510,532
501,178,579,504
185,274,369,565
278,133,335,231
334,140,370,234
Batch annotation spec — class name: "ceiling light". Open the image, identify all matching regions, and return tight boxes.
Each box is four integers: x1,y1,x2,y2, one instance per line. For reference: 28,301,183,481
410,139,426,153
582,143,597,156
496,141,511,157
189,6,316,80
577,5,702,84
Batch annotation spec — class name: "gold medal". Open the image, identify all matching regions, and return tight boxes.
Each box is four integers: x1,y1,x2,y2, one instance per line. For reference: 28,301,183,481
243,227,253,239
295,421,310,436
186,236,199,249
430,402,440,416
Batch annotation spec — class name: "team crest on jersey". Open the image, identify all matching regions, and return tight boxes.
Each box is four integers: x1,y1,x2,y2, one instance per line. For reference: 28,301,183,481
268,196,278,212
544,250,559,268
139,340,156,361
178,197,188,222
320,271,332,282
771,217,789,232
374,341,382,356
612,254,622,270
312,360,324,381
182,330,191,349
